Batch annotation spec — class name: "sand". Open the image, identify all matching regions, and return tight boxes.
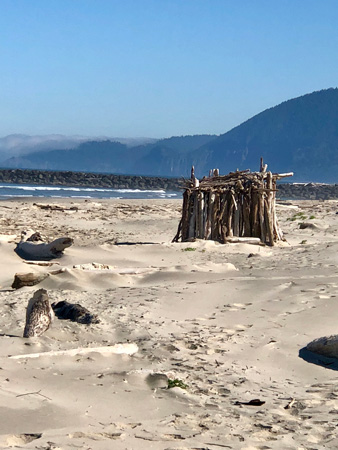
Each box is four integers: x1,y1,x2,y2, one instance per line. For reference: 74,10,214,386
0,197,338,449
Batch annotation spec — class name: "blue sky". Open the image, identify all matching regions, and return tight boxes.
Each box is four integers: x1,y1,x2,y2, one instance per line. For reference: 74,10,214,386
1,0,338,138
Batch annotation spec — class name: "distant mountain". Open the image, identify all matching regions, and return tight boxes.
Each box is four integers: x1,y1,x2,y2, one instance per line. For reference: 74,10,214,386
0,134,157,161
3,89,338,182
0,134,89,160
190,88,338,182
1,134,216,177
130,135,217,176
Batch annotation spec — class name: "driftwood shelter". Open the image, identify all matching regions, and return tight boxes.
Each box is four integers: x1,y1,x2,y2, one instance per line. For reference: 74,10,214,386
173,160,293,246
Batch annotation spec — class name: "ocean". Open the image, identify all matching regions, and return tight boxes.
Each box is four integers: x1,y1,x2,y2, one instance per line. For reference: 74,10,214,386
0,183,181,200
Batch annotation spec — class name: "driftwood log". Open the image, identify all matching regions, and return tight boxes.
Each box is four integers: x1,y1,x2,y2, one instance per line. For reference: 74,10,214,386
12,272,50,289
173,160,293,246
33,203,79,212
23,289,54,338
12,268,64,289
15,231,73,260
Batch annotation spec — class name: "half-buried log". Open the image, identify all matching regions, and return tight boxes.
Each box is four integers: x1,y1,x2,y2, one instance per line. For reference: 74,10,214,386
15,233,73,261
23,289,54,338
12,272,50,289
12,268,64,289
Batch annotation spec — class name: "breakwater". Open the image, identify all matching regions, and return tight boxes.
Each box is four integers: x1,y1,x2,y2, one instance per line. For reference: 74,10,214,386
0,169,338,200
276,183,338,200
0,169,182,191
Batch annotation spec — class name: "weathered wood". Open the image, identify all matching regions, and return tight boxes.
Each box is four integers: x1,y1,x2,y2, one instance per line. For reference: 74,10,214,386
23,289,54,338
205,192,215,240
188,192,197,239
181,189,191,241
225,237,261,244
175,162,291,245
16,235,73,261
197,191,204,239
12,272,49,289
12,268,65,289
242,193,251,236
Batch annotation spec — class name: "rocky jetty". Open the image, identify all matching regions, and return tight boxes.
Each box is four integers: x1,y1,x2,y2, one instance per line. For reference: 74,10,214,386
0,169,182,191
277,183,338,200
1,169,338,199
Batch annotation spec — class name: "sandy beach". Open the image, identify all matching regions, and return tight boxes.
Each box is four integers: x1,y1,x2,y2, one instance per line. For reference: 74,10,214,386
0,197,338,449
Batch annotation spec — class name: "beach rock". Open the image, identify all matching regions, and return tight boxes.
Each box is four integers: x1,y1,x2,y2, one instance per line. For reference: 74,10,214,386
146,373,169,389
12,272,50,289
52,300,100,324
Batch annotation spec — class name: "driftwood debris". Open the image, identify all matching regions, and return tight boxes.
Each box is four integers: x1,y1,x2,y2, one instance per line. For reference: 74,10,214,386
12,272,50,289
33,203,79,212
173,161,293,246
23,289,54,338
12,268,64,289
15,231,73,261
52,300,100,324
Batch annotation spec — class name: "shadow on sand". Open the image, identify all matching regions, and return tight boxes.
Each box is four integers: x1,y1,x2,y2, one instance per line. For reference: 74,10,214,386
299,347,338,371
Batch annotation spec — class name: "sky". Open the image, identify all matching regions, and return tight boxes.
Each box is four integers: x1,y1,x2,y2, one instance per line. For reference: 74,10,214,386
1,0,338,139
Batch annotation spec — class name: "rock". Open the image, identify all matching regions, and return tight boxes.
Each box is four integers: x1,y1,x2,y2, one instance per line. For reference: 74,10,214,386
12,272,50,289
307,335,338,358
52,300,100,324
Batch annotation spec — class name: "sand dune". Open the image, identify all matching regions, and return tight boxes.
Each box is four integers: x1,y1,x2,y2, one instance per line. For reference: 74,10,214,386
1,198,338,449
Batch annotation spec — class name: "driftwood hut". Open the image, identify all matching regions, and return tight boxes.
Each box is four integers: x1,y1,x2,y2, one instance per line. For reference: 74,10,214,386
173,161,293,246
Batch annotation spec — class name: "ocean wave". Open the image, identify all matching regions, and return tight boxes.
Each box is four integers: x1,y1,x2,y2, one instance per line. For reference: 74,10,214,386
115,189,166,193
0,185,168,194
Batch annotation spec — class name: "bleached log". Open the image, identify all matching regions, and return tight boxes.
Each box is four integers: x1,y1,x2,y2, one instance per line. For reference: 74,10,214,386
258,191,266,243
265,172,274,246
233,194,240,237
191,166,199,187
16,237,73,260
226,193,236,238
275,172,294,178
205,193,215,239
225,237,261,244
33,203,78,212
9,343,139,359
